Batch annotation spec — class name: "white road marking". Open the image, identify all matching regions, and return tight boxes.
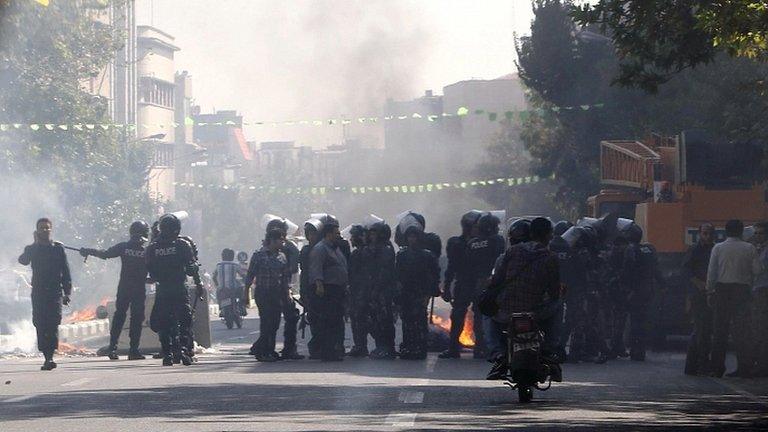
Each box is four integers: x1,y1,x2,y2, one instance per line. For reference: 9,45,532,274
711,378,768,407
385,413,417,427
3,394,37,403
249,331,259,335
398,391,424,404
426,355,437,373
61,378,92,387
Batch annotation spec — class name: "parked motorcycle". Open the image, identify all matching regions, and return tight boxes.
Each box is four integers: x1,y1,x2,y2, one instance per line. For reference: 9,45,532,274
219,289,244,330
505,312,562,403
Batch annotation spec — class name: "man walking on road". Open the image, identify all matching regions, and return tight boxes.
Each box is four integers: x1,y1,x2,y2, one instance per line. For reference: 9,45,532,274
707,219,762,377
18,218,72,371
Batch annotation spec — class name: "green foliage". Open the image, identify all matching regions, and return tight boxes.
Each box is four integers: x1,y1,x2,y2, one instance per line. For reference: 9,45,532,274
0,1,153,293
572,0,768,91
513,0,768,218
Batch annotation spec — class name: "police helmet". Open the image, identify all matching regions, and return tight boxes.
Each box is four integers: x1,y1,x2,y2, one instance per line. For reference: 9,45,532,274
349,224,366,239
508,219,531,244
158,214,181,238
460,210,482,230
129,221,149,240
477,213,501,236
620,222,643,244
368,221,392,242
319,214,340,237
553,220,573,237
266,218,289,234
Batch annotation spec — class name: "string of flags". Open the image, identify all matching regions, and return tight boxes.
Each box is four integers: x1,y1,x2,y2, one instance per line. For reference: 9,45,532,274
173,174,552,196
0,104,605,133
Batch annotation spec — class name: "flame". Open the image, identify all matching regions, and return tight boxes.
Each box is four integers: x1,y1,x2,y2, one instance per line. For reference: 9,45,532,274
57,342,92,355
64,297,110,323
430,312,476,348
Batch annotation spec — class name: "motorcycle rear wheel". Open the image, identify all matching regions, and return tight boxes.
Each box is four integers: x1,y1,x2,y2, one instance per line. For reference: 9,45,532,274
518,386,533,403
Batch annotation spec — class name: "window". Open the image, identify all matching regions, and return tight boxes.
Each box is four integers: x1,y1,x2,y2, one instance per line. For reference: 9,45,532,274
139,78,175,109
154,143,175,167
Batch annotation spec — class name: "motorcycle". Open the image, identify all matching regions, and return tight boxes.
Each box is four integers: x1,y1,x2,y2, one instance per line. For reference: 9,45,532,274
505,312,562,403
219,289,244,330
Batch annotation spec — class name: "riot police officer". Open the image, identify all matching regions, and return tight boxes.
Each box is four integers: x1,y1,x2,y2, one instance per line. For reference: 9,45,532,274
80,221,150,360
299,218,323,359
146,214,203,366
439,211,481,359
309,215,349,361
365,222,398,360
616,223,662,361
263,218,303,360
396,225,440,360
347,224,371,357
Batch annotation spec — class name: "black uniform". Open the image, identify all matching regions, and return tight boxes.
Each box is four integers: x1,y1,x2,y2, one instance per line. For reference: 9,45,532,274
299,243,320,358
279,240,301,355
683,241,714,374
365,243,398,355
444,235,472,353
396,246,440,359
85,240,148,352
348,245,370,351
146,236,196,359
615,242,660,360
449,234,505,355
18,242,72,359
566,246,609,362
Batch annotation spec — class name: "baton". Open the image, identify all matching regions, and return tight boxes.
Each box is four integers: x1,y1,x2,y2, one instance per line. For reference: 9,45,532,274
62,245,88,262
429,296,435,324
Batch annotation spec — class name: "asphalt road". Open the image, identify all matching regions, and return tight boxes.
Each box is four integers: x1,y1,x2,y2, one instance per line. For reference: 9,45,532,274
1,315,767,431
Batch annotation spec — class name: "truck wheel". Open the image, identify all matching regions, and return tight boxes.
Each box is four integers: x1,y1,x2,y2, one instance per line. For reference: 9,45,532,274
518,386,533,403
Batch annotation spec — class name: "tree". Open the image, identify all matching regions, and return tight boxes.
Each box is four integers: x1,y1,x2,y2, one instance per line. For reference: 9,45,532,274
571,0,768,91
0,1,153,301
512,0,768,218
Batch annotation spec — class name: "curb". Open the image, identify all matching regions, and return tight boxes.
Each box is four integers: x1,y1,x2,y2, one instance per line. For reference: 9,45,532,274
59,318,110,342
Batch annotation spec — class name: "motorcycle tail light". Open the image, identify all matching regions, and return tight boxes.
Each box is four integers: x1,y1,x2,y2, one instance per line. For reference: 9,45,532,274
513,318,532,333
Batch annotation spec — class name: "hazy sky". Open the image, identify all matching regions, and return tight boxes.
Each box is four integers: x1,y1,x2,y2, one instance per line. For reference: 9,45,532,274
136,0,535,146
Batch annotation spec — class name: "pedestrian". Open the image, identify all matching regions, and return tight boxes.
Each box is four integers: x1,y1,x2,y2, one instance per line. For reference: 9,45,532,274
439,211,481,359
308,215,348,361
396,225,440,360
18,218,72,371
80,221,151,360
707,219,762,377
750,222,768,376
683,223,716,375
146,214,203,366
245,229,293,362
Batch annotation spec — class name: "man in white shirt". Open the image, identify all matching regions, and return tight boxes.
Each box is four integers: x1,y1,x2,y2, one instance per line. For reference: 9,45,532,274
706,220,762,377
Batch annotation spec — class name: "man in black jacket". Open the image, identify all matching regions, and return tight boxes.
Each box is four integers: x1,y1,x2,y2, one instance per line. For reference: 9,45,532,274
146,214,202,366
683,223,715,375
81,221,150,360
18,218,72,371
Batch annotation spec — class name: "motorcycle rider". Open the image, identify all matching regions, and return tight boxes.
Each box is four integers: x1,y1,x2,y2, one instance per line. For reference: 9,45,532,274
347,224,371,357
80,221,151,360
440,211,481,359
146,214,203,366
396,225,440,360
486,217,561,380
485,219,531,378
213,248,246,324
365,222,398,360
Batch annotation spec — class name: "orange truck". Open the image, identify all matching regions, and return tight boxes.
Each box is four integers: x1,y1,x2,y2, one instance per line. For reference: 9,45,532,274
587,130,768,337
